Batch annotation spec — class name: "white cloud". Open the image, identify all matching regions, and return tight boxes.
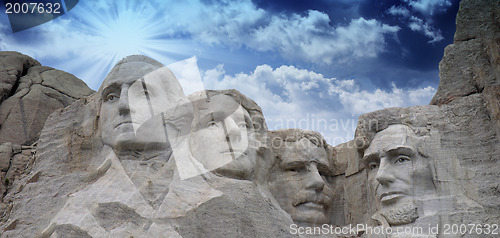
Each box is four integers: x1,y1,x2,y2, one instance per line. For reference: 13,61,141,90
334,18,400,60
387,1,450,43
387,6,411,17
0,18,95,59
0,23,8,50
405,0,452,16
1,0,402,86
201,64,436,145
409,16,444,43
163,0,400,64
161,0,265,47
336,83,436,115
167,57,205,96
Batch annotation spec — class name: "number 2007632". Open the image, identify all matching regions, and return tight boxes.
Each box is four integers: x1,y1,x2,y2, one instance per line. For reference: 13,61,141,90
5,2,61,14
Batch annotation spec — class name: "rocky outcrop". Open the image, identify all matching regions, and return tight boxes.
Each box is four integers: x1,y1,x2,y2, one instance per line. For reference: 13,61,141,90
0,52,40,104
428,0,500,227
0,52,94,227
0,52,94,146
431,0,500,106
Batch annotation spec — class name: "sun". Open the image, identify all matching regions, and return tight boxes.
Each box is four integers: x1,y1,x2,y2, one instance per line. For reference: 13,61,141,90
53,0,197,89
95,8,155,60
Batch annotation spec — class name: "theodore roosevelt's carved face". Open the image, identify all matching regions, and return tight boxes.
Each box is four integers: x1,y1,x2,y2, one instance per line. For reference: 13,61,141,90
268,136,334,226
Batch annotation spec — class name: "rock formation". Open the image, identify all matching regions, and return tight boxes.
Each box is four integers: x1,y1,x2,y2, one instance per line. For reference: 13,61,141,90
0,0,499,237
0,52,94,145
0,52,94,222
340,0,500,236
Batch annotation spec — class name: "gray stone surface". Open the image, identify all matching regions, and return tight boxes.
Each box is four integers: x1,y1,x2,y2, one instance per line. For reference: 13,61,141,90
330,1,500,236
454,0,500,42
431,0,500,105
0,52,40,104
427,2,500,234
0,52,94,225
0,52,94,146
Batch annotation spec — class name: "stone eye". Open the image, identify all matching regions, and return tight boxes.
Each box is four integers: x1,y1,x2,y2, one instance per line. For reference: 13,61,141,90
395,156,411,164
139,90,150,97
206,121,218,128
106,94,118,102
287,166,306,173
368,162,379,170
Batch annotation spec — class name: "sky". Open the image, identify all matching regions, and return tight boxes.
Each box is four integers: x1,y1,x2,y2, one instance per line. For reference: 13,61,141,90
0,0,460,145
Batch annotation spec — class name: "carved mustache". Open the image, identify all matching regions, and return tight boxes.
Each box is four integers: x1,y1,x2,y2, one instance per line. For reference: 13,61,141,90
292,191,331,208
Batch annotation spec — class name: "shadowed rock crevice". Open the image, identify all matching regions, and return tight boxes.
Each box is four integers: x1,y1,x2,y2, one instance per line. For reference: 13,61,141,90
6,76,20,100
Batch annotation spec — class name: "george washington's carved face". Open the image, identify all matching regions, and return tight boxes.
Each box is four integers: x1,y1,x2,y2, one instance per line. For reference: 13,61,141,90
99,61,184,152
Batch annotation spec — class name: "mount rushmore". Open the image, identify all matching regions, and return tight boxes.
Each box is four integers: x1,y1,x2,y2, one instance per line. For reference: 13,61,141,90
0,0,499,237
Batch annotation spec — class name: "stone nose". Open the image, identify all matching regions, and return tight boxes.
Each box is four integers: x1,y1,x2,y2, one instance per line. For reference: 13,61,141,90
118,89,131,116
375,159,396,186
304,162,325,193
224,118,242,142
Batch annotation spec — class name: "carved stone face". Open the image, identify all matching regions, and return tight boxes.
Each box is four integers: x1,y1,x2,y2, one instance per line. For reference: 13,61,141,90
99,62,184,151
268,138,334,225
363,124,435,224
189,94,256,179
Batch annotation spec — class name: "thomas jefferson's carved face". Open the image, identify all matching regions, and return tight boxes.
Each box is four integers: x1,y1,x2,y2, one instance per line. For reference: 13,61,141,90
268,138,334,225
189,95,256,179
363,125,435,225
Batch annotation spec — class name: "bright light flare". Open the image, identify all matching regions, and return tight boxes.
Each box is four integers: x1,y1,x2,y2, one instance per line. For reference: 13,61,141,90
97,10,151,58
56,0,197,89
